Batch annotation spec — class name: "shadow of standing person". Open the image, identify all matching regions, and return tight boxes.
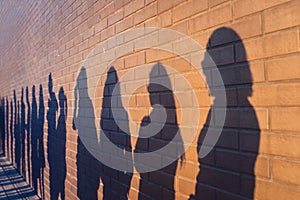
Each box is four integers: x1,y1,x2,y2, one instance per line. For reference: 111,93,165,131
47,73,59,199
47,83,67,200
10,98,13,163
31,85,39,193
100,66,133,199
0,97,5,155
73,67,101,200
191,27,260,200
55,87,68,200
14,90,21,171
26,86,31,185
21,88,26,179
6,97,9,159
31,84,46,197
38,84,46,199
135,63,184,200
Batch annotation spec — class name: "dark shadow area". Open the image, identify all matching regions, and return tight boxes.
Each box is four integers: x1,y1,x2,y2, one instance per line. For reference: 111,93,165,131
26,86,31,185
21,88,26,179
31,84,46,198
6,97,9,161
99,66,133,199
10,99,13,164
0,97,5,156
14,90,21,172
134,63,184,199
191,27,260,200
47,72,67,200
74,67,101,200
1,73,69,199
0,155,38,199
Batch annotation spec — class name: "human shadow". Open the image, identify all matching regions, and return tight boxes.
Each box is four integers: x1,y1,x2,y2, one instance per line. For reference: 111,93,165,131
26,86,31,185
0,97,5,155
6,97,9,160
31,85,45,197
14,90,21,172
134,63,184,199
191,27,260,199
73,67,101,200
47,73,67,200
21,88,26,179
10,98,13,164
99,66,133,199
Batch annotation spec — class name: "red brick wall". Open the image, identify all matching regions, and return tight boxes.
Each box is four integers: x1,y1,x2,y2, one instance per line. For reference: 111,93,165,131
0,0,300,199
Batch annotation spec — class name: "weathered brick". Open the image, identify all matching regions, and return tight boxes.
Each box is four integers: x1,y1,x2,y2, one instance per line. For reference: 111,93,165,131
134,2,157,24
266,54,300,81
272,159,300,186
264,0,300,33
233,0,290,19
191,2,232,32
173,0,208,23
255,179,300,200
236,30,299,61
271,107,300,132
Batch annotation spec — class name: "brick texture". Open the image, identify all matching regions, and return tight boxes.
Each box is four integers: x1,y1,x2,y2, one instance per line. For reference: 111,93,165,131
0,0,300,200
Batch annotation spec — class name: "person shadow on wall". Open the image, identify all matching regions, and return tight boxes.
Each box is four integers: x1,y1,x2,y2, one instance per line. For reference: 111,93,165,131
47,73,67,200
99,66,133,199
26,86,31,186
21,88,26,179
0,97,5,156
134,63,184,200
31,85,46,198
14,90,21,171
73,67,101,200
190,27,260,199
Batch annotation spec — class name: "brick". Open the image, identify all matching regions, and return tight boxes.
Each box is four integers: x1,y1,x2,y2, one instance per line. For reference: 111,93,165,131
208,44,235,66
114,0,130,10
213,62,265,87
266,54,300,81
124,0,144,17
157,0,184,13
197,165,240,194
145,10,172,28
178,177,195,196
264,0,300,33
133,2,157,25
107,9,123,26
255,179,300,200
191,2,232,33
170,20,190,36
216,150,269,178
173,0,208,22
240,83,300,107
272,159,300,186
230,14,262,40
95,18,107,33
209,0,227,8
124,51,145,68
99,2,115,19
100,25,115,41
233,0,290,19
146,49,174,63
116,16,133,33
236,30,299,61
271,107,300,132
215,108,268,130
260,133,300,158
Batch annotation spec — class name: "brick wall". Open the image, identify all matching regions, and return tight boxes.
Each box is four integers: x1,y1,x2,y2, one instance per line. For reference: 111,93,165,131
0,0,300,199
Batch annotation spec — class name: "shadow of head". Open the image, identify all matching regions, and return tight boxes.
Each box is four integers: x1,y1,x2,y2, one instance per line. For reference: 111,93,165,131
202,27,253,98
147,63,174,107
